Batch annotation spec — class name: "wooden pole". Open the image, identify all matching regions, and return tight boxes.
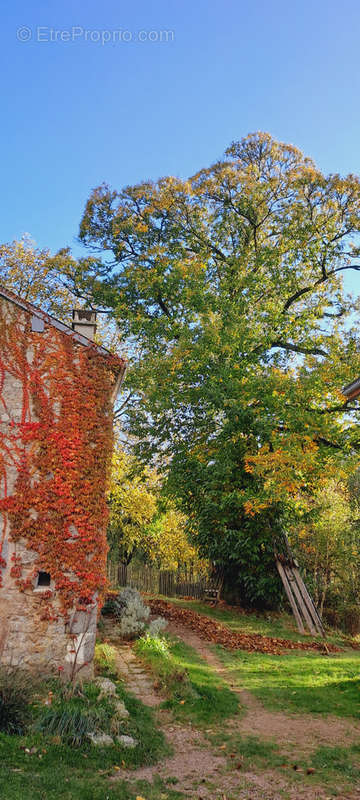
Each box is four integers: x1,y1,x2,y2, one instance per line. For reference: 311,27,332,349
285,566,317,636
276,559,305,634
292,567,325,636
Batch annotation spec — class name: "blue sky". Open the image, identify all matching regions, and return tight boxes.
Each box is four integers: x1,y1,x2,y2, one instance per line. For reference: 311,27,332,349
2,0,360,275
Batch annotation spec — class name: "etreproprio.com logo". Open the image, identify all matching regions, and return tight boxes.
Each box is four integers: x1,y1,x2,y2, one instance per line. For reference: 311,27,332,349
16,26,175,45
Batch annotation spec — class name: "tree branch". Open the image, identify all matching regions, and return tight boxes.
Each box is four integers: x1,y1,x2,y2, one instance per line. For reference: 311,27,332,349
113,392,134,419
314,435,342,449
315,434,360,451
271,340,328,357
157,293,173,318
282,265,360,313
313,403,360,415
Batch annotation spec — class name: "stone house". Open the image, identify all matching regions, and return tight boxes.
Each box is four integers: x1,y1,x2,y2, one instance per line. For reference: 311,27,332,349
0,285,126,676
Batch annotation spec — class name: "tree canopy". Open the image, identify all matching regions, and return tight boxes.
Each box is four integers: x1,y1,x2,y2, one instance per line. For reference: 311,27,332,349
0,235,75,321
75,132,360,603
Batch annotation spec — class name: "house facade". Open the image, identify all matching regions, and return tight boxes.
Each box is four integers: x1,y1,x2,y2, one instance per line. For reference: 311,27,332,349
0,286,126,675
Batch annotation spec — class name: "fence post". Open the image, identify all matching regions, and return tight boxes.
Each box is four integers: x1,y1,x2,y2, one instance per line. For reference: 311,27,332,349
159,570,175,597
117,563,127,587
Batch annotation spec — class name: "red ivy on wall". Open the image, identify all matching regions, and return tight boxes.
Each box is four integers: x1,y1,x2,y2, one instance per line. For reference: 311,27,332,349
0,302,122,621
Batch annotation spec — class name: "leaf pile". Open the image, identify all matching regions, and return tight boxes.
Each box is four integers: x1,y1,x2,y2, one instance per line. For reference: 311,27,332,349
149,598,341,655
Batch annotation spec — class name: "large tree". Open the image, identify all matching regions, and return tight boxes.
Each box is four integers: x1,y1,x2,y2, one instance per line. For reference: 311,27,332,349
76,132,360,605
0,235,75,321
0,236,124,356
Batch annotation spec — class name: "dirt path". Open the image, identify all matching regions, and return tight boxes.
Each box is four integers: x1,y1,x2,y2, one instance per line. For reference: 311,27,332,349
167,620,360,752
103,619,360,799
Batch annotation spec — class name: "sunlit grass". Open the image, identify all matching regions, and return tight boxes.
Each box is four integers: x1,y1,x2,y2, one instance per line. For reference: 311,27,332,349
0,735,183,800
135,633,239,725
216,648,360,717
206,730,360,791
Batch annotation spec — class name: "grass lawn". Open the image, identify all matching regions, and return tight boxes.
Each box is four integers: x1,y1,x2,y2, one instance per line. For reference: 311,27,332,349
0,668,178,800
4,599,359,800
0,733,183,800
216,647,360,717
207,730,360,792
135,633,239,726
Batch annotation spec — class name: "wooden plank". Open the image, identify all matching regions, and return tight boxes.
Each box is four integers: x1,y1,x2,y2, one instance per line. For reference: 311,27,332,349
284,565,317,635
276,559,305,634
276,534,325,637
292,567,325,637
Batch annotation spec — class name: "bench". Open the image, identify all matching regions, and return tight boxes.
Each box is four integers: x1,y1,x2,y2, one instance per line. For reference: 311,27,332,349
203,578,223,604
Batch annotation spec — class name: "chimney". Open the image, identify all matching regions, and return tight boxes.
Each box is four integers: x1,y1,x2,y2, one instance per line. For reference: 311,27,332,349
72,309,97,341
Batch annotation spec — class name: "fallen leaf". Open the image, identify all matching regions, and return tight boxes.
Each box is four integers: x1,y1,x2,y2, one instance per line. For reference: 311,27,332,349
148,598,341,655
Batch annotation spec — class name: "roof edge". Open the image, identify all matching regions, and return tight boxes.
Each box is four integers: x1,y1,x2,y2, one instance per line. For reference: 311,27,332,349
0,283,126,373
343,377,360,400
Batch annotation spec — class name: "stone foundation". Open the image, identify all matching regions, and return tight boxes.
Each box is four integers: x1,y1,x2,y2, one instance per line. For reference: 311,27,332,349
0,538,97,677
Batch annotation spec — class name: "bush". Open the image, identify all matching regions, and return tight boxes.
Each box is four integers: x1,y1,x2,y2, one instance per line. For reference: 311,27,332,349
35,683,115,746
35,706,109,746
138,633,171,659
0,667,35,735
103,587,150,639
148,617,168,637
119,589,150,639
343,604,360,636
94,643,117,677
101,594,118,616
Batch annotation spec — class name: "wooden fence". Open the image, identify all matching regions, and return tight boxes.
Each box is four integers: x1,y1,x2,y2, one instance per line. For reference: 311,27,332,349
107,561,207,599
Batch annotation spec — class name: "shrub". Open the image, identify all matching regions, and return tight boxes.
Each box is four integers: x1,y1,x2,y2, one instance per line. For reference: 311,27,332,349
35,706,108,746
94,643,117,677
148,616,168,638
101,595,118,616
138,633,171,659
0,666,35,735
343,604,360,636
35,683,115,745
103,587,150,639
119,591,150,638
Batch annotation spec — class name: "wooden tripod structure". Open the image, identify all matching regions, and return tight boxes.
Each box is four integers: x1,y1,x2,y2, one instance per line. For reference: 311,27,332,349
274,535,325,637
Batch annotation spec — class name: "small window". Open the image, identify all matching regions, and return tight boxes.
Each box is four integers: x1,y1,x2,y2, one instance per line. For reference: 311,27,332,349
36,571,51,587
31,315,45,333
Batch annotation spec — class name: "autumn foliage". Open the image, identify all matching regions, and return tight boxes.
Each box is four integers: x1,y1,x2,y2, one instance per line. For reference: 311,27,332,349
0,298,123,620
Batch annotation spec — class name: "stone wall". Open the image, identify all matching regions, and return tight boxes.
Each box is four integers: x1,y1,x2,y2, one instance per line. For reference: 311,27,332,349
0,296,97,676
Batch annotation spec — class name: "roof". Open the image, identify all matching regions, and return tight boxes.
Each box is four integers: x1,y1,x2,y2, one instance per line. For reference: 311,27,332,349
343,378,360,401
0,284,126,376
